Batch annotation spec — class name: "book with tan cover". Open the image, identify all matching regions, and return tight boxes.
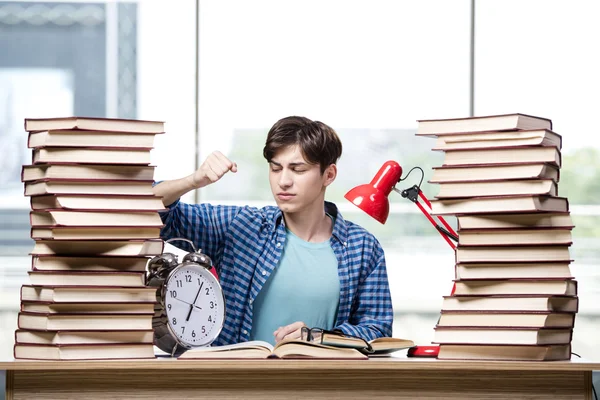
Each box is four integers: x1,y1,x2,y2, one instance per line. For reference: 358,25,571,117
31,226,161,240
456,228,572,247
27,271,147,287
434,179,557,199
433,327,572,345
28,130,158,148
14,343,155,360
25,116,165,133
15,329,154,345
430,163,559,183
31,256,149,272
455,262,573,280
452,279,577,296
24,180,155,196
32,147,152,165
441,295,578,313
442,146,561,167
30,239,164,257
437,344,571,361
431,195,568,215
17,312,152,331
30,210,163,227
31,194,166,211
436,311,575,328
417,113,552,136
178,339,367,360
455,245,571,263
20,285,157,303
20,301,155,315
22,164,156,182
456,212,573,230
431,129,562,150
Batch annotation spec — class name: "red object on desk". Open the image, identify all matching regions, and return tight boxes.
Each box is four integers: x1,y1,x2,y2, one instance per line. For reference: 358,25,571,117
345,161,459,358
407,345,440,358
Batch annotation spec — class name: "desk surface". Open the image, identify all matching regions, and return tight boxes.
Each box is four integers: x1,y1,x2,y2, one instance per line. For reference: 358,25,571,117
2,356,600,371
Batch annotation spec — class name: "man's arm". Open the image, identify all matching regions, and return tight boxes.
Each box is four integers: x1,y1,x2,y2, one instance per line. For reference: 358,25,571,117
334,244,394,341
153,151,238,207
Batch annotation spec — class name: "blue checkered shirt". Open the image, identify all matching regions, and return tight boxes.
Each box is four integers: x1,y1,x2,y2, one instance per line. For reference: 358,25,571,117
159,199,393,345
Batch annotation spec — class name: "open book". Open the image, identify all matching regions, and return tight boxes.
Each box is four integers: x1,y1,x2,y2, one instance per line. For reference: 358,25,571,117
178,339,368,360
317,333,415,354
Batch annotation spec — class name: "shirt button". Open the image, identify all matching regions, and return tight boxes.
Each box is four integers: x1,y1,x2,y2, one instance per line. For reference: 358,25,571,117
243,330,248,335
343,242,347,246
261,270,266,276
249,298,253,305
276,242,281,248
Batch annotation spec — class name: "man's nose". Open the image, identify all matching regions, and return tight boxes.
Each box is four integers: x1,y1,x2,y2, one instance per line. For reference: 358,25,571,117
278,169,293,187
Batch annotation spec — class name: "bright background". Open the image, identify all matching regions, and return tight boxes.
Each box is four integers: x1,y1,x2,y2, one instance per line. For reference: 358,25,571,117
1,4,599,392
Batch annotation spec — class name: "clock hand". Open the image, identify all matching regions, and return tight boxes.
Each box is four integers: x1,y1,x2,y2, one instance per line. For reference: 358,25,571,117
172,297,193,306
186,282,204,322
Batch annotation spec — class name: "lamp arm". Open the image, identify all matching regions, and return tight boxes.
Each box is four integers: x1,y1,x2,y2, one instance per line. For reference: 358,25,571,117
395,185,457,250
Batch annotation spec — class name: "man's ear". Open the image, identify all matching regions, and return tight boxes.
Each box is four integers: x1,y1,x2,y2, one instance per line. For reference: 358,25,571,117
323,164,337,187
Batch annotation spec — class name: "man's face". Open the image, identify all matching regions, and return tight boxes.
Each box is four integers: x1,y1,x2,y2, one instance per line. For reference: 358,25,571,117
268,145,333,214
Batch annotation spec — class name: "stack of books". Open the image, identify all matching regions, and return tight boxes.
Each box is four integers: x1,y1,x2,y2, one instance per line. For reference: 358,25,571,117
418,113,577,361
14,117,167,360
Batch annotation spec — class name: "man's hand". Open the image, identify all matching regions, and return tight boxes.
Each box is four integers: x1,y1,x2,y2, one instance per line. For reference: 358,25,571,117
192,151,238,189
273,321,306,343
152,150,237,207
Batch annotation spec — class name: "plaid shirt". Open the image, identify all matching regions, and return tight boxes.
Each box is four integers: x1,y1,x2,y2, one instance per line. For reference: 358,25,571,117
159,199,393,346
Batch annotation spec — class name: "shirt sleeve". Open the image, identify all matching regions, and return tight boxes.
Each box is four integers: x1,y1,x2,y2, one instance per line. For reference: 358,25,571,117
158,198,241,261
334,242,394,341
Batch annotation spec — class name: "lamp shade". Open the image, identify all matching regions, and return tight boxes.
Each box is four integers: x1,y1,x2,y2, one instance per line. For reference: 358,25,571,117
344,161,403,224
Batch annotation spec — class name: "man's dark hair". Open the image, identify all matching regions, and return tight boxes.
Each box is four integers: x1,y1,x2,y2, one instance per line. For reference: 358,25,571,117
263,116,343,173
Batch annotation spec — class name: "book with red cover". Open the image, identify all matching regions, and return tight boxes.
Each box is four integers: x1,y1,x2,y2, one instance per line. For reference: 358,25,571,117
417,113,552,136
431,195,569,215
14,343,155,360
25,116,165,134
437,344,571,361
31,256,150,272
20,285,157,303
30,210,163,227
32,147,152,165
22,164,156,182
24,179,155,196
30,194,166,211
30,239,164,257
27,270,147,287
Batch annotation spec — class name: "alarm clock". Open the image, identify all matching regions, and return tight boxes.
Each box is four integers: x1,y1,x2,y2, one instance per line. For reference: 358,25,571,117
146,238,225,357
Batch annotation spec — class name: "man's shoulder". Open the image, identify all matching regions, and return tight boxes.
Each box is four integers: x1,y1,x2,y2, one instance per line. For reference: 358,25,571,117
341,217,381,247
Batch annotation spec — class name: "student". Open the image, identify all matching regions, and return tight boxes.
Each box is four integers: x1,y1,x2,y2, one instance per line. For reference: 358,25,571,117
152,116,393,346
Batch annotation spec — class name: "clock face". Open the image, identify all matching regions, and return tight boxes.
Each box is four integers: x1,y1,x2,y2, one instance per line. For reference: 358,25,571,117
164,264,225,347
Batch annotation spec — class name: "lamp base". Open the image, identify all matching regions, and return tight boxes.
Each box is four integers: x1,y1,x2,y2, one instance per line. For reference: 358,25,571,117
407,345,439,358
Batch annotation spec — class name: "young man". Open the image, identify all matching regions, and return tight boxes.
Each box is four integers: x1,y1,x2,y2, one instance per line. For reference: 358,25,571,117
152,116,393,346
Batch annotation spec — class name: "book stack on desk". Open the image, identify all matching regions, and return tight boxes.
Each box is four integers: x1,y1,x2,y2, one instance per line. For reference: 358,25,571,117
418,113,577,361
14,117,167,360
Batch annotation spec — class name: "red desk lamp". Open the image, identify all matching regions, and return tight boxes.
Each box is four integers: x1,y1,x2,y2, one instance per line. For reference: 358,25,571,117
344,160,458,357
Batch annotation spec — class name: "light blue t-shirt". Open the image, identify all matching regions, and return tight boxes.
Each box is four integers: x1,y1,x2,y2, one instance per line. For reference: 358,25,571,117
250,227,340,345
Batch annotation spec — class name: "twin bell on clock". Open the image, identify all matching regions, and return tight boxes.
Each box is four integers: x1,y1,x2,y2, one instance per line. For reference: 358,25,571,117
146,238,226,357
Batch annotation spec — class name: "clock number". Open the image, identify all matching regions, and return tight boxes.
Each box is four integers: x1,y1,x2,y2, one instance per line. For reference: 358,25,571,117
210,301,214,309
208,315,212,323
197,278,201,285
167,304,172,311
170,290,177,298
181,326,185,334
172,318,177,325
202,326,206,334
185,275,192,282
192,330,196,338
205,287,210,295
